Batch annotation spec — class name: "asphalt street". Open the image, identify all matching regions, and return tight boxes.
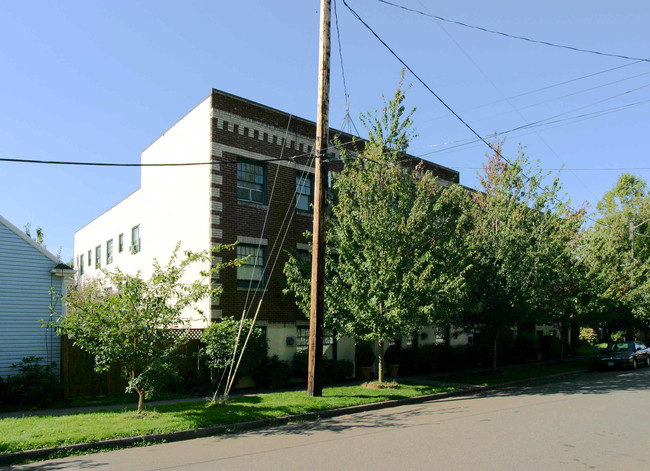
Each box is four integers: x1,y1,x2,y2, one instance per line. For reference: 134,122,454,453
8,368,650,470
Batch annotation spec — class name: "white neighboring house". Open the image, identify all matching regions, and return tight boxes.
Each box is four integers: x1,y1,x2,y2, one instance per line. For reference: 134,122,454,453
0,214,75,378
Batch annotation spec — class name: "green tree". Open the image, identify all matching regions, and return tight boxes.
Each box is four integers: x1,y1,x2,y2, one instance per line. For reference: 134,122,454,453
582,173,650,336
51,243,235,413
201,318,268,401
284,80,468,382
454,143,584,368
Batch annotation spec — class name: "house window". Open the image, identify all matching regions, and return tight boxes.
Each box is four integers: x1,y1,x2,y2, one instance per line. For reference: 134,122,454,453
254,129,259,139
237,244,265,288
222,120,228,130
296,174,313,212
296,327,333,347
87,250,91,266
237,160,265,204
118,233,124,252
264,132,268,142
95,246,101,269
233,124,239,134
79,254,84,275
106,239,113,265
131,225,141,253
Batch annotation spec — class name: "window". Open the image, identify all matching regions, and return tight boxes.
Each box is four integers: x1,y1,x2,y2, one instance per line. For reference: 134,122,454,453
296,327,333,347
79,254,84,275
106,239,113,265
118,233,124,252
95,246,101,269
233,124,239,134
131,225,141,253
237,244,265,288
222,120,228,130
87,250,91,266
296,174,313,212
254,129,259,139
237,160,265,204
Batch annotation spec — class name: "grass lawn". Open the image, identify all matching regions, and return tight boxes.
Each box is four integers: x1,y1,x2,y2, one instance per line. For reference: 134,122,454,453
434,358,593,386
0,383,459,454
575,343,607,356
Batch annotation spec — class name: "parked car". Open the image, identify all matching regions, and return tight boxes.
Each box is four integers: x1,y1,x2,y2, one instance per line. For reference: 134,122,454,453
595,341,650,370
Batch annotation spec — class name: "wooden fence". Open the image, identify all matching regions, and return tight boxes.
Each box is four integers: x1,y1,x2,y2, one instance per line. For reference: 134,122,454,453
60,332,204,399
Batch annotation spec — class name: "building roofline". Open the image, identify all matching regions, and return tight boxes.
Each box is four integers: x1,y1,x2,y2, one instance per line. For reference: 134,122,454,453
142,95,213,153
136,88,458,183
74,188,142,235
0,214,62,264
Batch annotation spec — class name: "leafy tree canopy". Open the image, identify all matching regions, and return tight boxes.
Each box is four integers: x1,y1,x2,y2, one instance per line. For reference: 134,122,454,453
50,243,236,413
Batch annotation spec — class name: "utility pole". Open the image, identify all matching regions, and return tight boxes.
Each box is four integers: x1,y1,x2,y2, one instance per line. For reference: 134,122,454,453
629,218,650,260
308,0,331,397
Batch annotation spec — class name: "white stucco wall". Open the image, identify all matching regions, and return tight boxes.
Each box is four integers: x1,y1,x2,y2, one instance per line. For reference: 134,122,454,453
74,189,144,280
74,96,213,327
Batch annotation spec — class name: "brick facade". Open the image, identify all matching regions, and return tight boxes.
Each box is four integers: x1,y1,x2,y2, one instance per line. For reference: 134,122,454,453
207,89,460,327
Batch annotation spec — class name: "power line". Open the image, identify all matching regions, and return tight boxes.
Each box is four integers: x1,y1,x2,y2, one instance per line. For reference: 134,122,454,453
342,0,504,164
416,97,650,158
342,0,605,226
0,154,313,168
377,0,650,63
452,167,650,172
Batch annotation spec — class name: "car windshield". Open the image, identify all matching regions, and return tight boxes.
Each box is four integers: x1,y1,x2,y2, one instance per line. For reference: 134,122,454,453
606,342,634,352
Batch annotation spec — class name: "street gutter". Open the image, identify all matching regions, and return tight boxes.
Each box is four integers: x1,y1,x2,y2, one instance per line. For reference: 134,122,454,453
0,369,588,466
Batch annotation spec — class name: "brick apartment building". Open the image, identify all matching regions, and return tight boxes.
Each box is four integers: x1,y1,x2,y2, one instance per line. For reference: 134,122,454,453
74,89,461,361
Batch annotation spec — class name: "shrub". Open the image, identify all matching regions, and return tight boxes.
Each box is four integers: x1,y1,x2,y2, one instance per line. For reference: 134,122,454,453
255,356,293,389
579,327,598,345
539,335,562,360
323,358,354,383
292,349,309,379
510,332,540,363
201,318,268,383
384,344,402,365
355,343,375,367
292,350,353,384
4,356,62,407
399,348,420,375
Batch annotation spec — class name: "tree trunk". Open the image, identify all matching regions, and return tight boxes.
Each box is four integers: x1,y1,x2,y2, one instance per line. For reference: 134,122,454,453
377,339,384,383
492,331,499,372
560,321,566,362
136,389,144,414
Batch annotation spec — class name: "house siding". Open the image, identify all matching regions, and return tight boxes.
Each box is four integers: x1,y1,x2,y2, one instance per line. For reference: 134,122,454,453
0,221,64,378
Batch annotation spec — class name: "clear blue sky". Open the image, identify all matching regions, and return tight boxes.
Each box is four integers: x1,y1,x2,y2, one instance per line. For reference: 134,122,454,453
1,0,648,262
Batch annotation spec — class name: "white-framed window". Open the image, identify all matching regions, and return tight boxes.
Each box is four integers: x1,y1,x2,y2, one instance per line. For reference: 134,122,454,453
296,174,313,212
131,225,141,253
106,239,113,265
236,244,265,288
95,245,101,269
237,160,265,204
87,250,92,267
118,233,124,253
296,327,333,347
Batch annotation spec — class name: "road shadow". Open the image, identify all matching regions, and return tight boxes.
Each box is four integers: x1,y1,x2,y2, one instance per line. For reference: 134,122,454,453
3,458,107,470
483,367,650,398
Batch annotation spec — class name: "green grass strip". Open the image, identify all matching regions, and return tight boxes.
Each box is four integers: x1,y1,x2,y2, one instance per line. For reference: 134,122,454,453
0,383,458,454
434,359,592,386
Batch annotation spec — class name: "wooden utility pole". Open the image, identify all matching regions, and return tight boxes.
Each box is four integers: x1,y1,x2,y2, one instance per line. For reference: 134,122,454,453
308,0,331,397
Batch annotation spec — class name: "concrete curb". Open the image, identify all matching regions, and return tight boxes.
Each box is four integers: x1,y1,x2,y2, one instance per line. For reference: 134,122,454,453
0,369,588,466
